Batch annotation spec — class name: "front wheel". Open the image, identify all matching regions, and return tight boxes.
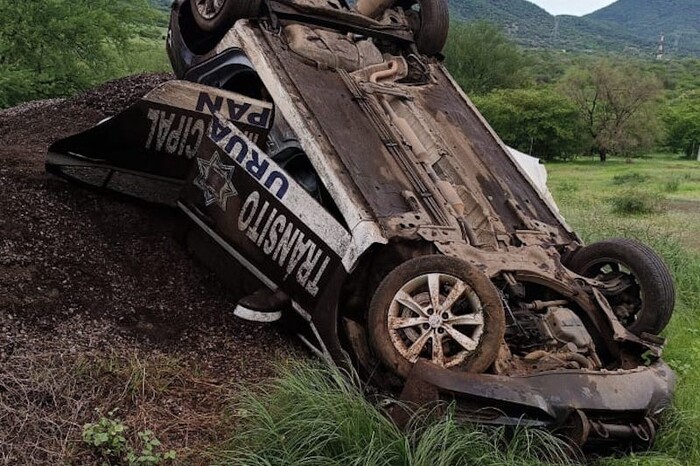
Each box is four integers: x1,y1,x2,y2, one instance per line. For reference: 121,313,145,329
368,255,505,379
190,0,261,34
568,238,675,336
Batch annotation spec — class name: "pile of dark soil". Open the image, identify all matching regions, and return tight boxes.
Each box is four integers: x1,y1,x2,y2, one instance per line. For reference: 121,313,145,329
0,74,297,465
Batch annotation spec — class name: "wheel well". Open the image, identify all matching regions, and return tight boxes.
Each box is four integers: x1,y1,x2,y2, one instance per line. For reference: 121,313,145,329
339,239,436,323
336,240,434,381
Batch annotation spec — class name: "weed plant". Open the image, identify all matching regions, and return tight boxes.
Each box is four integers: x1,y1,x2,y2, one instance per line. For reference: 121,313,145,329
664,179,682,193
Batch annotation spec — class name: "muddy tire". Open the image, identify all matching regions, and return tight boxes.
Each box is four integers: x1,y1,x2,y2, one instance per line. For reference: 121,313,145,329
190,0,261,34
405,0,449,55
368,255,505,379
568,238,675,336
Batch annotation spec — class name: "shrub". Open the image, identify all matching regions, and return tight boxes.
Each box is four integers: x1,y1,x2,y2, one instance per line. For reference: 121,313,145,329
473,88,586,161
444,22,530,96
0,0,167,108
610,189,664,215
82,411,176,465
664,90,700,159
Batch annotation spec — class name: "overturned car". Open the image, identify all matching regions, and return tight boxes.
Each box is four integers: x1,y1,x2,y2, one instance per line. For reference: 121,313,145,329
47,0,676,449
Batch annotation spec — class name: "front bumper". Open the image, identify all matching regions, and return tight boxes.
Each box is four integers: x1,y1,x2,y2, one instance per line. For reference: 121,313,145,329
396,359,675,446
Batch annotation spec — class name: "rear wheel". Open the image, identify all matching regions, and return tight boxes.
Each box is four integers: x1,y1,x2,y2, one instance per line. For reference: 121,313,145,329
368,255,505,378
190,0,261,34
404,0,449,55
568,238,675,336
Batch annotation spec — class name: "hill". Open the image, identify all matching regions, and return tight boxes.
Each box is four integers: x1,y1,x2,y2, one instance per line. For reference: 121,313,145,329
587,0,700,56
144,0,697,56
449,0,698,56
448,0,554,48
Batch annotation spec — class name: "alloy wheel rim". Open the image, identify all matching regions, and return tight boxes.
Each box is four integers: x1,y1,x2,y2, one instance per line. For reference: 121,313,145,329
388,273,485,368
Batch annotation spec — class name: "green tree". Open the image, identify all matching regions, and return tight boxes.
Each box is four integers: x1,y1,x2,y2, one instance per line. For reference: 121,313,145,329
664,91,700,159
560,60,663,161
444,21,530,95
473,88,585,161
0,0,160,107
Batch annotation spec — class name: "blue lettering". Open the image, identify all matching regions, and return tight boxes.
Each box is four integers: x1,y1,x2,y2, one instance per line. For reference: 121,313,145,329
196,92,224,114
210,117,232,143
264,171,290,200
246,149,270,180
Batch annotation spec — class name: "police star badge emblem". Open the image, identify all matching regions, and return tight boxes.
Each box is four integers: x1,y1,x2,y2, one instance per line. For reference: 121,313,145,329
194,151,238,211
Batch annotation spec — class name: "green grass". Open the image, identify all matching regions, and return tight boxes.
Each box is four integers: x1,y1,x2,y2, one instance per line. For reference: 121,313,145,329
121,35,171,75
546,155,700,254
104,33,171,79
547,155,700,202
217,362,577,466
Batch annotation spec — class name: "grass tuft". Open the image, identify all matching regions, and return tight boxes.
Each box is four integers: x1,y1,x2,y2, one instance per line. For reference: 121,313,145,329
612,172,651,185
216,362,577,466
663,178,682,193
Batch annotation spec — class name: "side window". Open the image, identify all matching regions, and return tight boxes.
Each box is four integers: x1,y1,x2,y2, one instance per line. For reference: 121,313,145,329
266,115,346,226
222,68,268,101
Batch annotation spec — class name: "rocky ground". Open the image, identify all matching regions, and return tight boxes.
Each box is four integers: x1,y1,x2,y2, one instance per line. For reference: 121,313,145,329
0,75,299,465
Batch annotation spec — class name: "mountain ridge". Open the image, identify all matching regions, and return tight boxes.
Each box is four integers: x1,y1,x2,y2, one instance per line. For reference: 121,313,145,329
450,0,699,56
586,0,700,55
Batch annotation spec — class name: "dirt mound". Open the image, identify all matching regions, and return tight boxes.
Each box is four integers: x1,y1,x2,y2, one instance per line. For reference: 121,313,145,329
0,73,173,149
0,74,297,464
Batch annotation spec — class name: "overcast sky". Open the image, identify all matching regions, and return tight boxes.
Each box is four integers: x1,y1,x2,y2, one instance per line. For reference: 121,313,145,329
526,0,617,16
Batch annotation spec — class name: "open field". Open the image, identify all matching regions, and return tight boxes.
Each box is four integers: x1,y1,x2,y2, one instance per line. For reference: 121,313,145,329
548,156,700,466
547,156,700,253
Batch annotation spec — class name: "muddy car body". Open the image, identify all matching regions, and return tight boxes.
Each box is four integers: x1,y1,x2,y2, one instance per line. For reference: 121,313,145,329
47,0,676,448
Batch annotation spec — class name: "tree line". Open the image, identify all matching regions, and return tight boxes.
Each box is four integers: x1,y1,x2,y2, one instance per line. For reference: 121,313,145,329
0,0,167,109
445,22,700,161
1,2,698,162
